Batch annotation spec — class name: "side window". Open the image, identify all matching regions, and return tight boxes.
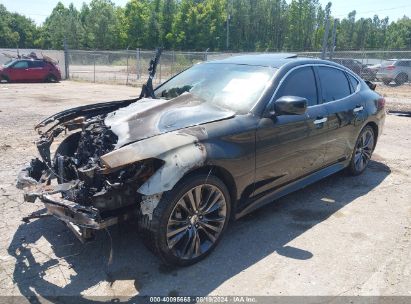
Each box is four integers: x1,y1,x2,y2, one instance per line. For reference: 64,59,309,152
276,67,318,106
12,61,29,69
318,66,351,102
29,61,45,68
347,73,360,92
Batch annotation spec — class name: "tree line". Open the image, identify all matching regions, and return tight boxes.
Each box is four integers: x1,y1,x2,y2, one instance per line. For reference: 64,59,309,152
1,0,410,52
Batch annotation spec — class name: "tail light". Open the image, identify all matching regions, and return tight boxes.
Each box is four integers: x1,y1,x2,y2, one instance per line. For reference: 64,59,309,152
377,97,386,110
385,65,396,70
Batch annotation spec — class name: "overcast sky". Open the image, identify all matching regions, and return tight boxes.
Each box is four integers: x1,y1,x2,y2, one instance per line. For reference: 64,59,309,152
1,0,410,25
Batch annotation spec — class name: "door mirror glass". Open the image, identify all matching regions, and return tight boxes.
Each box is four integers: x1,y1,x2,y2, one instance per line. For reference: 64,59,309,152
274,96,307,116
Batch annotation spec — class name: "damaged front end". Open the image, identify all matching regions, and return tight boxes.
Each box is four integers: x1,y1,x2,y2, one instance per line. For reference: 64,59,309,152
16,49,221,243
17,107,164,242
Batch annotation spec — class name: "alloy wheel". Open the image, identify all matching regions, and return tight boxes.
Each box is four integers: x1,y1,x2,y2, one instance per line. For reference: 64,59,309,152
354,129,374,172
166,184,227,260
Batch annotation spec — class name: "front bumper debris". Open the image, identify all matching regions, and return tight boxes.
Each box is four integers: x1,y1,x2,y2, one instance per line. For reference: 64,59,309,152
17,160,135,242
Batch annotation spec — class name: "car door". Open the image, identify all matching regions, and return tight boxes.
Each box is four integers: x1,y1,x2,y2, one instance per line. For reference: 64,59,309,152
316,66,367,165
27,60,46,81
253,66,329,197
8,61,29,82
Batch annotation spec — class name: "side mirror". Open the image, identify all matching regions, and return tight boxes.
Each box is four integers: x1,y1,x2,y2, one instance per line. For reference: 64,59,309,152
274,96,308,116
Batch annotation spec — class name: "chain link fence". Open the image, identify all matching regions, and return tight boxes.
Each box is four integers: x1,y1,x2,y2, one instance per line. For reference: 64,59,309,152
1,48,410,86
66,49,411,86
300,50,411,85
67,49,209,86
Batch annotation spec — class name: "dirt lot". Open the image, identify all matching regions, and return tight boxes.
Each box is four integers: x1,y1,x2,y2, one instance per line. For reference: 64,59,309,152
0,82,410,302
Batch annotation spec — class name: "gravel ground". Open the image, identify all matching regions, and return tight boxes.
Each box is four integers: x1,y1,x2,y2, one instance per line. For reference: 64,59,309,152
0,82,410,302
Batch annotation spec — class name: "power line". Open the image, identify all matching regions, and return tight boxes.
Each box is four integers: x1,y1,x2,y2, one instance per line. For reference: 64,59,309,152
333,5,411,18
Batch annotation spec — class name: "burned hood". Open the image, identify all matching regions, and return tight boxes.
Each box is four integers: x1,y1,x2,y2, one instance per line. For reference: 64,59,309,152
105,93,235,147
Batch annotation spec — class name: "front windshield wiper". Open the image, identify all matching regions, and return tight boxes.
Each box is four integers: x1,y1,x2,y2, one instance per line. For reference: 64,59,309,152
139,48,162,99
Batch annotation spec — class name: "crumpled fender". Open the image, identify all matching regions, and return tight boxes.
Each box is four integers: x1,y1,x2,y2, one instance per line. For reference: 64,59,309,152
100,128,208,196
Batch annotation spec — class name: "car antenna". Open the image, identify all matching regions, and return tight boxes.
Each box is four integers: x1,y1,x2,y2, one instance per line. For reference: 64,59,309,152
139,47,163,99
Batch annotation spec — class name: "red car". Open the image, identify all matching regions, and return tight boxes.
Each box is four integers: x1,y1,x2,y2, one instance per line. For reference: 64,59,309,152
0,58,61,83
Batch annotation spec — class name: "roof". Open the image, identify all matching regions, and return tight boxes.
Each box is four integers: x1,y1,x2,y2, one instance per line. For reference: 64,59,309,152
206,53,305,68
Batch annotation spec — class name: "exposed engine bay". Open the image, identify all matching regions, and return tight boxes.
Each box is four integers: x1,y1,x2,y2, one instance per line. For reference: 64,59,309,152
34,114,159,210
17,103,163,240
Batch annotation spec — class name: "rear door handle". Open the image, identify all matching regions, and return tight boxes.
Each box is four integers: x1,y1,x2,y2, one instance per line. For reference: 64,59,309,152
353,105,364,113
314,117,327,124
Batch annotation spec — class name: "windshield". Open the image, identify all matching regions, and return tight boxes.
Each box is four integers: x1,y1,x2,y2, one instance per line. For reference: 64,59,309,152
154,63,275,113
2,59,15,68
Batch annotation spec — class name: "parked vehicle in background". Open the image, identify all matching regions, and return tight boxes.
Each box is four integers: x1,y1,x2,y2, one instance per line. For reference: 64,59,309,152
0,58,61,83
376,59,411,86
330,58,376,81
365,63,381,80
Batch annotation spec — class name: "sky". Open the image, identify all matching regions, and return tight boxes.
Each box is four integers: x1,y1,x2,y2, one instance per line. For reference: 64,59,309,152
1,0,410,25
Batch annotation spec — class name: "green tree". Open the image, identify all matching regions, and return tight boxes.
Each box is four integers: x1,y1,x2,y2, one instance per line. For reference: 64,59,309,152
84,0,122,49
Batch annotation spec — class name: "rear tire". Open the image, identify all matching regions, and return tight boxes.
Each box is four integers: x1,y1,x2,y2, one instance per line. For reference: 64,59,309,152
45,74,58,83
347,126,376,176
139,173,231,266
395,73,408,86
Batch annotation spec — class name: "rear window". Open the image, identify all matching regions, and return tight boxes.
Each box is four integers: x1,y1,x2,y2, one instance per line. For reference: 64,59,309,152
382,60,396,66
318,66,351,102
396,61,410,67
347,74,360,92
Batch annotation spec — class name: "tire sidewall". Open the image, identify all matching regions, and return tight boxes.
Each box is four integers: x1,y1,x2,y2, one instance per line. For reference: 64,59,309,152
45,74,57,83
153,174,231,266
0,75,9,83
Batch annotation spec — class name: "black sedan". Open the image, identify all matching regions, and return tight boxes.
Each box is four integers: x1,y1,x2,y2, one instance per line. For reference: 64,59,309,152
17,54,385,266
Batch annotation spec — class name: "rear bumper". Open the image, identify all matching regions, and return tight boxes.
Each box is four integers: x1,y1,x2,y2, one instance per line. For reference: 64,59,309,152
17,160,135,242
376,72,396,81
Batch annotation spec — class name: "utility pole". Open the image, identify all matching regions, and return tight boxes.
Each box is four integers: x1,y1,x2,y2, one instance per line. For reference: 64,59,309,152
321,2,332,59
63,37,69,80
329,19,338,59
226,0,230,50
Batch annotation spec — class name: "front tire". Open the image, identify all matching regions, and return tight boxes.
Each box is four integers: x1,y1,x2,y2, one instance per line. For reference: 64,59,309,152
0,75,9,83
139,173,231,266
348,126,375,175
45,74,58,83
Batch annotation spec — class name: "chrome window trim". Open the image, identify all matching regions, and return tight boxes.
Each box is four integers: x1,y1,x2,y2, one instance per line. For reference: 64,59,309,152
265,63,361,112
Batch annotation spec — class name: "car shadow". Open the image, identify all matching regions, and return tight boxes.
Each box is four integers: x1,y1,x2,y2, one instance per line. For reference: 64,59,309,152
8,159,391,302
